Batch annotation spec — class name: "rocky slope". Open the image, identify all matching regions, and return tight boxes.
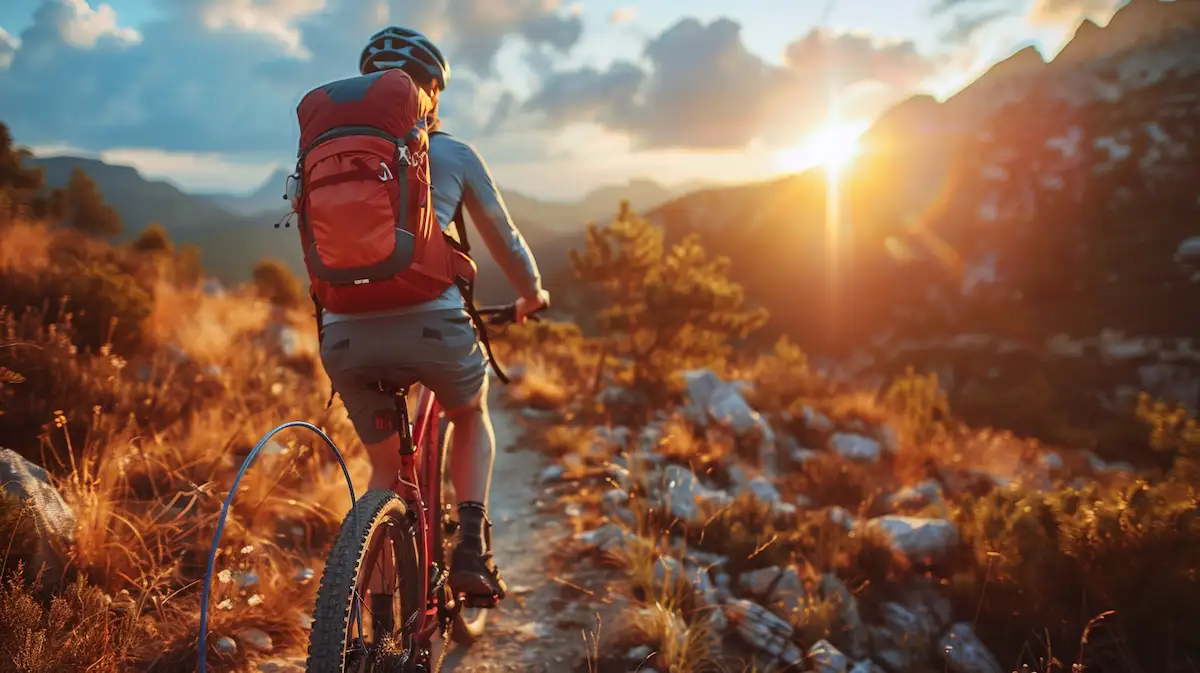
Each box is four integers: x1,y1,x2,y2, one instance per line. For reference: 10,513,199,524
648,0,1200,441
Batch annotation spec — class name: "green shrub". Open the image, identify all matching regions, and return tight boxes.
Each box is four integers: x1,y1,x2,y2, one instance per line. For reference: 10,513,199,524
954,480,1200,671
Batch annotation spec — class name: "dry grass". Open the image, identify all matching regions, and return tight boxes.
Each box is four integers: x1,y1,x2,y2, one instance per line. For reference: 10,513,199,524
0,219,368,671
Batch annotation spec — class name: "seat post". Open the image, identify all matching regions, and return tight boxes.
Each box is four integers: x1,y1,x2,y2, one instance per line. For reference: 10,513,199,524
376,382,416,456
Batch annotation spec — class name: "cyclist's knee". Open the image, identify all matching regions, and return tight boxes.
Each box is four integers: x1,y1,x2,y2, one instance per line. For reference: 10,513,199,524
444,390,485,423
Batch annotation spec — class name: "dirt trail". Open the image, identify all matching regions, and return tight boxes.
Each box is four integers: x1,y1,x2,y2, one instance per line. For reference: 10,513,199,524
434,388,609,672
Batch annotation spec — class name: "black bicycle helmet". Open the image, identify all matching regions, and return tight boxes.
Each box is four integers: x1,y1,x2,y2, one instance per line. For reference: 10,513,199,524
358,26,450,90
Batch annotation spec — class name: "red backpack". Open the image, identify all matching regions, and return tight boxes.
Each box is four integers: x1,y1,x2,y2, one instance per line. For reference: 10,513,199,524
291,69,476,315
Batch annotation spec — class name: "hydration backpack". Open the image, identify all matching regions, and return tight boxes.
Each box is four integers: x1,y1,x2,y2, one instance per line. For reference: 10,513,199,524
292,70,476,315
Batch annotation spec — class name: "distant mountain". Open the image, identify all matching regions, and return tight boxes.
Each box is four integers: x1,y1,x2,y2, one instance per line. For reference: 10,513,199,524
31,157,252,235
642,0,1200,441
30,156,305,282
203,168,293,219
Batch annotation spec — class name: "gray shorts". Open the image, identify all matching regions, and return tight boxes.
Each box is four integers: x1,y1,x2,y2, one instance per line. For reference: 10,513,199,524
319,308,487,444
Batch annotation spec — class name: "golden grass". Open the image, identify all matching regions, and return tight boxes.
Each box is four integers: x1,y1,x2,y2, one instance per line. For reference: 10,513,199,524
0,220,371,670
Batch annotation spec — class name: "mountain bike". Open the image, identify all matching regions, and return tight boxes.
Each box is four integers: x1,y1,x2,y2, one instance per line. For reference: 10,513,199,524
306,303,535,673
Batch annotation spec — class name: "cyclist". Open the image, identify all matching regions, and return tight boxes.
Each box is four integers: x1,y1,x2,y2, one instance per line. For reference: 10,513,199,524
318,26,549,616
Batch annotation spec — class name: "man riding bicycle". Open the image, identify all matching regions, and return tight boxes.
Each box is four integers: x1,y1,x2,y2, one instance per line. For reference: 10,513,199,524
315,25,549,627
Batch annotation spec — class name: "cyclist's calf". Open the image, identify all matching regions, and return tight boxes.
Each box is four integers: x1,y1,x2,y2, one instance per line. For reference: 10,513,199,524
443,379,495,509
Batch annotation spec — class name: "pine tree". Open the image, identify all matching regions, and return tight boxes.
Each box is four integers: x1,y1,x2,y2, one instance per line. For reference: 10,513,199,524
569,200,767,404
62,167,122,237
131,223,173,255
0,122,48,221
252,258,304,309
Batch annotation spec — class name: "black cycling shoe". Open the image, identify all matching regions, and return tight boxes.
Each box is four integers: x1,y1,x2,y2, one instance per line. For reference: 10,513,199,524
448,542,507,604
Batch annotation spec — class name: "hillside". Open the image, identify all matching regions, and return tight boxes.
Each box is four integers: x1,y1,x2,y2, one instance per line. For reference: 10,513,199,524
644,0,1200,447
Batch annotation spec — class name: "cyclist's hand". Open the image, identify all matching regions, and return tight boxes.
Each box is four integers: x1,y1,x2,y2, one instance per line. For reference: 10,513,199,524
514,289,550,324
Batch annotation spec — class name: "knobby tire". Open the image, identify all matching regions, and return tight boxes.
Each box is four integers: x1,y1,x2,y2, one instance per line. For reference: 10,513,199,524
307,489,422,672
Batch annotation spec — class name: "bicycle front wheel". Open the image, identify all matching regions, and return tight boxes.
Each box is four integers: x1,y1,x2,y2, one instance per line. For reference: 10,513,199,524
308,489,423,672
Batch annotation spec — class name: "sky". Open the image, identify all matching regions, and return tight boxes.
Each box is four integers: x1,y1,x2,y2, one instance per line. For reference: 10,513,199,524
0,0,1125,200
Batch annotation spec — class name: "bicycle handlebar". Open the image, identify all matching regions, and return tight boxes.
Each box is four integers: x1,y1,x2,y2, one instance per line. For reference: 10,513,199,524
475,302,547,327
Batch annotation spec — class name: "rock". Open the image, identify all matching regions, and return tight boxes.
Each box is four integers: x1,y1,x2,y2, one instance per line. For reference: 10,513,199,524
657,464,731,521
689,564,729,632
539,464,567,483
651,556,683,591
821,574,870,659
1039,452,1064,471
741,476,782,504
900,577,953,635
213,636,237,656
714,571,733,602
827,506,857,530
258,662,305,673
789,445,822,465
0,449,76,574
878,425,901,453
605,463,633,491
829,433,883,462
723,599,803,666
601,488,630,515
293,568,315,584
772,501,799,523
737,566,782,599
939,623,1004,673
870,602,938,672
849,660,886,673
234,571,260,588
577,523,629,555
626,645,653,662
866,516,959,562
638,423,667,454
809,639,849,673
598,385,647,408
753,418,779,471
887,480,944,510
596,425,632,449
764,566,810,620
661,464,701,520
236,627,273,653
802,406,835,432
682,369,764,435
727,464,750,491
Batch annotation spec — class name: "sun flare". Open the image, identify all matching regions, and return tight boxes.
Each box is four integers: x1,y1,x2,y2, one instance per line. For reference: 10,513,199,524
774,119,869,174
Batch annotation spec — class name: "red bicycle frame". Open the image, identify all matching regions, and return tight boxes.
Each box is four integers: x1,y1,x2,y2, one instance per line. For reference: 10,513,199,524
386,383,447,645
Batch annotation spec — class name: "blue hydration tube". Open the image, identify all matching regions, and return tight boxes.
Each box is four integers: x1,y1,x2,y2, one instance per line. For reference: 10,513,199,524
197,421,357,672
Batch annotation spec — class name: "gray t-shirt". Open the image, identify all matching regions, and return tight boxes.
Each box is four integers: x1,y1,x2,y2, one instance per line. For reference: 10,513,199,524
322,131,543,324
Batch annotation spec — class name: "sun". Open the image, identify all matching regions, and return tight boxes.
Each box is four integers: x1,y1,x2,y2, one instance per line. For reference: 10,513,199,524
774,119,869,174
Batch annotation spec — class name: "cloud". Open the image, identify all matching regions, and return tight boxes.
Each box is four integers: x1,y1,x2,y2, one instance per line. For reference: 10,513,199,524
0,0,583,159
1030,0,1123,23
523,18,936,151
940,8,1010,43
610,7,637,24
929,0,990,14
0,28,18,69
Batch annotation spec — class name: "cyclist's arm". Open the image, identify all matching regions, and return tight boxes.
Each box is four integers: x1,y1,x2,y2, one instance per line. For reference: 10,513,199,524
458,142,544,303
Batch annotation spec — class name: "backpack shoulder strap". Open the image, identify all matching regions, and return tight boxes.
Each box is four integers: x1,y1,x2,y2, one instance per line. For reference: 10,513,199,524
449,201,470,254
430,131,471,254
